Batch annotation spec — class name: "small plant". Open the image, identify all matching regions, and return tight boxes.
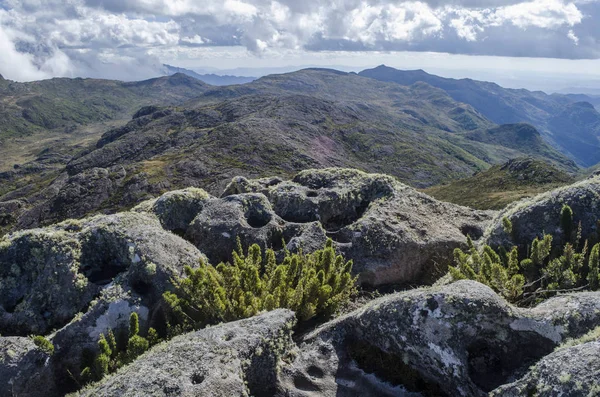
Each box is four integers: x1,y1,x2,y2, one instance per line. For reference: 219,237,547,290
560,204,574,242
502,216,513,236
32,335,54,356
163,238,357,333
81,312,154,383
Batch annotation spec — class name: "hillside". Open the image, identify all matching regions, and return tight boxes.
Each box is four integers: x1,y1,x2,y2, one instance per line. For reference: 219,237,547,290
162,64,256,85
0,69,578,234
359,65,600,167
423,157,575,209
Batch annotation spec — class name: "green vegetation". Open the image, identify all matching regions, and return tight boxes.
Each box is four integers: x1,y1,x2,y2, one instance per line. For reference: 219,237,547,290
81,313,158,384
424,158,574,210
163,238,357,334
32,335,54,355
450,206,599,305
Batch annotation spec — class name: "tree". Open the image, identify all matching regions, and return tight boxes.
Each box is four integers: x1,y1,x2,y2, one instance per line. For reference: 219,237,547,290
560,204,574,242
588,243,600,290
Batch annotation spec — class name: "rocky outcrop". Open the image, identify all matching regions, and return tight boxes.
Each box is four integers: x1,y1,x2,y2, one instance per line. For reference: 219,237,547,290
483,176,600,250
491,341,600,396
0,210,206,395
136,169,494,286
276,280,600,397
0,212,202,337
45,280,600,397
75,309,296,397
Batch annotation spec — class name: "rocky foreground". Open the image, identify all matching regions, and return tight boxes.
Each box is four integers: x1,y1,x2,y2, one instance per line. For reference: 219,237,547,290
1,168,600,396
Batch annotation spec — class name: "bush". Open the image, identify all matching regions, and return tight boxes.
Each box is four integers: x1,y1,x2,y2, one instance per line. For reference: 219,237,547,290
450,223,596,305
163,238,357,333
32,335,54,355
81,312,154,383
560,204,574,242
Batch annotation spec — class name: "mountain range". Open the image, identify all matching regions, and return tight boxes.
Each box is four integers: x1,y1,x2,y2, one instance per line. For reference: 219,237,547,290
162,64,256,86
0,65,594,235
360,65,600,167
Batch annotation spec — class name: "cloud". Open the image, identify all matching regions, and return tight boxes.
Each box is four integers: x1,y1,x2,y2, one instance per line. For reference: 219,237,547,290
0,0,598,81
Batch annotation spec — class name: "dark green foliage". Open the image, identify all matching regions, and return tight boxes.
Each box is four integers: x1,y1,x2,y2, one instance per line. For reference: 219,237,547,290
81,312,151,384
587,244,600,290
561,204,574,242
163,238,357,333
450,211,598,304
502,217,513,236
32,335,54,355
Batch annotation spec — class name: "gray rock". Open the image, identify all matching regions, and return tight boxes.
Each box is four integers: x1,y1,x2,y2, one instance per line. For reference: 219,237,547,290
483,176,600,250
491,341,600,396
133,187,212,234
0,211,203,336
0,336,55,397
74,309,296,397
276,280,600,397
217,169,494,285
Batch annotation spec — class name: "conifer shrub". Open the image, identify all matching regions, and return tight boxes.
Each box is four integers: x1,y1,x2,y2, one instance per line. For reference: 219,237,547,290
450,207,600,304
163,238,357,333
32,335,54,355
81,312,157,384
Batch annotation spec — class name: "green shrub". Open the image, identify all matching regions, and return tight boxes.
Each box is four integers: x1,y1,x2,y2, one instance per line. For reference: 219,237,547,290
450,234,595,305
32,335,54,355
81,312,151,383
163,238,357,333
560,204,574,242
502,216,513,236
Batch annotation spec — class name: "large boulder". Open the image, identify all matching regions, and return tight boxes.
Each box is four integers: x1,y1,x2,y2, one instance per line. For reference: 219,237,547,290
276,280,600,397
0,337,56,397
491,341,600,396
137,169,494,286
75,309,296,397
483,176,600,250
0,212,203,336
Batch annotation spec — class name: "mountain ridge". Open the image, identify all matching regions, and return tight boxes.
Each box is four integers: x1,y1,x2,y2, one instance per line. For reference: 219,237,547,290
359,65,600,167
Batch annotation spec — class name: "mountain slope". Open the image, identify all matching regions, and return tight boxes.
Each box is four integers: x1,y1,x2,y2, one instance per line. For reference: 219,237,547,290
162,64,256,86
459,123,577,171
0,73,209,140
423,157,575,209
359,65,600,167
0,69,578,234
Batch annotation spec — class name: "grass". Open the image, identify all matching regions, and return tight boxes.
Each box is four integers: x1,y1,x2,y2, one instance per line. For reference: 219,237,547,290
423,158,575,210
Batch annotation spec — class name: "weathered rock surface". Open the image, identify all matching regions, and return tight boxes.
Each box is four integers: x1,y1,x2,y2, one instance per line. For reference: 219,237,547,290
0,212,202,337
491,341,600,396
42,281,600,397
483,176,600,250
75,309,296,397
136,168,494,286
275,280,600,397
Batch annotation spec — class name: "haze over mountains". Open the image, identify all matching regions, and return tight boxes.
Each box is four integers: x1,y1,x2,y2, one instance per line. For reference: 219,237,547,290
1,65,598,236
360,65,600,167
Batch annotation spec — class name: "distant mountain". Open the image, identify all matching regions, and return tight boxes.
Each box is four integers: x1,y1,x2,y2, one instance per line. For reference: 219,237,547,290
359,65,600,167
459,123,577,171
423,157,575,210
162,64,256,86
0,73,209,140
0,68,579,234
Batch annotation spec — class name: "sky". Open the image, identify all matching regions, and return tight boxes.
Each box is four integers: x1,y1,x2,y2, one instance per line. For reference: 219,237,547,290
0,0,599,91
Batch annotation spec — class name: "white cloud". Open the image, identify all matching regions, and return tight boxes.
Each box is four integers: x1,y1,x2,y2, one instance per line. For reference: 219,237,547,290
568,29,580,44
0,0,597,81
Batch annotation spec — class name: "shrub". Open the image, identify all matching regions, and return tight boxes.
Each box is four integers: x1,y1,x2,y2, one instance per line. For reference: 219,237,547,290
32,335,54,355
450,231,595,304
81,312,151,383
560,204,574,242
163,238,357,333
